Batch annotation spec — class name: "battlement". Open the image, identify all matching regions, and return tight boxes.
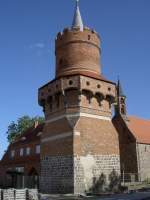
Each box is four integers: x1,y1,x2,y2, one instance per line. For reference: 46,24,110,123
55,27,102,78
55,27,100,50
38,75,116,121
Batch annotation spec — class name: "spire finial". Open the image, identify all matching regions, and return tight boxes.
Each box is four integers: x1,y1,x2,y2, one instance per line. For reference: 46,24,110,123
76,0,79,6
72,0,84,31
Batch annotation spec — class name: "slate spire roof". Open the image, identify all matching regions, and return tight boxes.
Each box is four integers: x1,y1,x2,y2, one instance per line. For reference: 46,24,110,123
72,0,84,31
117,79,125,97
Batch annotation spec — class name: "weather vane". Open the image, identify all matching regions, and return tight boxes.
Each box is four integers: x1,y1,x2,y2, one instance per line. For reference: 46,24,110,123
76,0,80,5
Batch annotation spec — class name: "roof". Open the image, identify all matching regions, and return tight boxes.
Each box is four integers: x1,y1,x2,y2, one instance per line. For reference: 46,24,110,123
127,116,150,144
72,0,84,31
10,123,44,146
39,73,115,90
0,123,44,165
117,79,125,97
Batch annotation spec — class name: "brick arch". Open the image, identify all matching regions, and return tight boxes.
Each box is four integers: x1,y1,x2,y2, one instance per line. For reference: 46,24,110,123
95,92,105,106
81,89,93,104
64,88,79,107
106,95,115,109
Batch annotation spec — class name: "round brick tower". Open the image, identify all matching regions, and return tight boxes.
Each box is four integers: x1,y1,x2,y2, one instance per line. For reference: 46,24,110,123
55,2,101,79
39,0,120,194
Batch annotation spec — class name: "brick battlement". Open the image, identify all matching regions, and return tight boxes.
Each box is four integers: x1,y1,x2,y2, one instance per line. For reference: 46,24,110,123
56,27,100,48
55,27,102,78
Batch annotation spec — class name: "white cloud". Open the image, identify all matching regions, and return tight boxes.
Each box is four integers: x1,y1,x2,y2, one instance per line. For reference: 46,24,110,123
29,42,45,49
34,43,45,48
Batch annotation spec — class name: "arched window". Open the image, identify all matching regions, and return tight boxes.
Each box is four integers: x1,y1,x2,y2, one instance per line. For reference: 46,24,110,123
121,98,125,104
121,105,126,115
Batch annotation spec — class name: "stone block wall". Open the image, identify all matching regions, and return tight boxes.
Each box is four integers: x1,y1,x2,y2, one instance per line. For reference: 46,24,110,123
40,156,74,194
137,143,150,181
74,155,120,194
73,116,120,194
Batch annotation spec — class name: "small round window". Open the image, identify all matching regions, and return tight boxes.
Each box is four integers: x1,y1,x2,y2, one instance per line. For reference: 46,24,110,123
86,81,90,86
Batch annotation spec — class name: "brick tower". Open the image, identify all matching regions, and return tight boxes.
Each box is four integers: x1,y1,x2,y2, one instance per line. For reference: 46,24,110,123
38,1,120,194
115,79,127,119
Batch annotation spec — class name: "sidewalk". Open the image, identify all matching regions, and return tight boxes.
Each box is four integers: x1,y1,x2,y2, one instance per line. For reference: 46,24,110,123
40,192,150,200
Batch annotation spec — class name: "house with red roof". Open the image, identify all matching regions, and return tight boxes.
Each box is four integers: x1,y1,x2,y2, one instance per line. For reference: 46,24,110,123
0,123,44,189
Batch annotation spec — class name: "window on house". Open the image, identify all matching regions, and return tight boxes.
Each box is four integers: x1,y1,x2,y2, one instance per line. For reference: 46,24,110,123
55,93,60,108
20,148,24,156
16,167,24,173
36,145,40,154
11,150,15,158
26,147,31,156
48,96,53,111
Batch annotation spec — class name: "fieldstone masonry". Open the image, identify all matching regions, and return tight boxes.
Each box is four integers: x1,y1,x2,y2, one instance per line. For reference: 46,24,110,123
40,154,120,194
74,155,120,193
40,156,74,194
137,143,150,181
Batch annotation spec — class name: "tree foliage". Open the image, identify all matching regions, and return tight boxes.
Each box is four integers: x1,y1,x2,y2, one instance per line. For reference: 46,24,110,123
7,115,44,143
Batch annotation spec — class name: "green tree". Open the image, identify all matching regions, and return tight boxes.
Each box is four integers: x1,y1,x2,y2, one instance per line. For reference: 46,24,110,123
7,115,44,143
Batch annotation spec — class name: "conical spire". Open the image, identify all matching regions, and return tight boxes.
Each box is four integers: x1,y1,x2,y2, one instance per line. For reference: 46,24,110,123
117,79,125,97
72,0,84,31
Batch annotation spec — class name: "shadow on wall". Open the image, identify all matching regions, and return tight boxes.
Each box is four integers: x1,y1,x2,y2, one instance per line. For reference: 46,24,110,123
86,169,124,194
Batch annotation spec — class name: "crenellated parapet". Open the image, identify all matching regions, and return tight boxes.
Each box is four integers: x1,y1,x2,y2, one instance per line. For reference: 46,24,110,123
56,27,100,48
55,27,101,78
38,75,116,119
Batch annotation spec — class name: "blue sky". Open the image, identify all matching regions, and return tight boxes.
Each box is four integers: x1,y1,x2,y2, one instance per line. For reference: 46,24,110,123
0,0,150,159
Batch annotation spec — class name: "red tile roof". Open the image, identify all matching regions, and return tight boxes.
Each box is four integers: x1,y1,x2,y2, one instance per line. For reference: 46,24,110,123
127,116,150,144
11,123,44,146
0,123,44,165
39,72,115,90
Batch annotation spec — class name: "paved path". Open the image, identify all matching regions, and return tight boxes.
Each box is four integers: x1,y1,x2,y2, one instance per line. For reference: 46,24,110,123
41,192,150,200
87,192,150,200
